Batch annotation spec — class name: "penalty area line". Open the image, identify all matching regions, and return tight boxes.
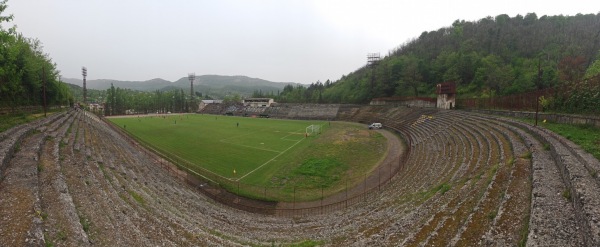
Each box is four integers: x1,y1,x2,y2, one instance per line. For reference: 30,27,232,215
280,128,306,141
236,136,305,181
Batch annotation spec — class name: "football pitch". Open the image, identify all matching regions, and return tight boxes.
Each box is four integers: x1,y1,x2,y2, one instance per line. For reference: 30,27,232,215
108,114,328,185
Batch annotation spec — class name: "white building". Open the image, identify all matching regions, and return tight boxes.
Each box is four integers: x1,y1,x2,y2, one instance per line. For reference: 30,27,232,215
243,98,274,107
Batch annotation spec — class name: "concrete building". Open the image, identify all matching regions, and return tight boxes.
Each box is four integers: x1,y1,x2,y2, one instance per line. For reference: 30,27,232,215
243,98,274,107
436,82,456,109
198,100,223,111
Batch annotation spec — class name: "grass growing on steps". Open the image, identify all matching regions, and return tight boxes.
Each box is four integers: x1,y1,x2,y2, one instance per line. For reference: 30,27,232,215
0,110,64,133
519,119,600,160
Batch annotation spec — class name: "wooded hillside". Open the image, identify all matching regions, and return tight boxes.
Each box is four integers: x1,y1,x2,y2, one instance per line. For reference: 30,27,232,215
277,13,600,104
0,1,73,110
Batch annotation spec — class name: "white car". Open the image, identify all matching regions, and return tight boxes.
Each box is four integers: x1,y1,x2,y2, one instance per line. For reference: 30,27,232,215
368,123,382,129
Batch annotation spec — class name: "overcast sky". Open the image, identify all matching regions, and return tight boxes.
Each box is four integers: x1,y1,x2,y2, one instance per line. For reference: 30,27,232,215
6,0,600,84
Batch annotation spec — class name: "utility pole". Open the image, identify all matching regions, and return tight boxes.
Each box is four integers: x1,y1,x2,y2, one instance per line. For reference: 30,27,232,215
82,66,88,107
43,66,47,117
535,58,543,126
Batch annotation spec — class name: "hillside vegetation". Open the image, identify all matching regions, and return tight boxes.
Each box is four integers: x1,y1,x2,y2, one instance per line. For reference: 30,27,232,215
0,1,72,110
275,13,600,105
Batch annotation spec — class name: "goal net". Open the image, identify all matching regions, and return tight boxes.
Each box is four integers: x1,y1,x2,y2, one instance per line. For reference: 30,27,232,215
305,124,321,136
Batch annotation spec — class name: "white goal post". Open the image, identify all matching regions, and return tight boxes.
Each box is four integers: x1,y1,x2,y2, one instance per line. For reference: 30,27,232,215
305,124,321,136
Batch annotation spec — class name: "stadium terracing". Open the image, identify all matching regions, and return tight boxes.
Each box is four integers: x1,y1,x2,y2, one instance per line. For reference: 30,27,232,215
1,104,599,246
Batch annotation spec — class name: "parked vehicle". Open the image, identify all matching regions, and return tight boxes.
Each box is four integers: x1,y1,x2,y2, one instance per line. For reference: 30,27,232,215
368,123,382,129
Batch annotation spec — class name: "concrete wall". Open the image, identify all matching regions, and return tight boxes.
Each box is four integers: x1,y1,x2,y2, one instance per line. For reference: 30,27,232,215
371,100,435,108
406,100,436,108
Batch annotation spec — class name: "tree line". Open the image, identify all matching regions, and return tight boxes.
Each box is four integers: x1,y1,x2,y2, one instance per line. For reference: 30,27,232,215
102,84,199,116
0,1,73,111
276,13,600,111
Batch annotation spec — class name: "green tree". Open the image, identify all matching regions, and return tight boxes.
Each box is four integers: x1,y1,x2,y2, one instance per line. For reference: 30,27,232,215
0,0,72,111
584,55,600,79
397,56,423,96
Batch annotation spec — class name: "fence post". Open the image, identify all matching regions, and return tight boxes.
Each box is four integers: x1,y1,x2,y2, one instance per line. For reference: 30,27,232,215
321,186,324,214
345,178,348,210
363,173,366,202
378,166,381,191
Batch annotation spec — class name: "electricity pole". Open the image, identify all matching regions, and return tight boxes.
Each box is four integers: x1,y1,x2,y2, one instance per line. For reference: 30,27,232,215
43,66,47,117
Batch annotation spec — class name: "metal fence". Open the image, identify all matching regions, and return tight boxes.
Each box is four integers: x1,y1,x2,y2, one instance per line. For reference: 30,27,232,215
457,75,600,114
100,114,411,216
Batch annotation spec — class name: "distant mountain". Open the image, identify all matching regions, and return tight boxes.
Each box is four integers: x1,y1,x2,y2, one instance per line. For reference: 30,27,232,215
63,75,295,99
63,78,171,91
65,82,106,104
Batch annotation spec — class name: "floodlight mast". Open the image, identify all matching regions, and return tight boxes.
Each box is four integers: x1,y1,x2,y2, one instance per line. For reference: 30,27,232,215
82,66,88,105
367,53,380,92
188,73,195,98
367,53,380,67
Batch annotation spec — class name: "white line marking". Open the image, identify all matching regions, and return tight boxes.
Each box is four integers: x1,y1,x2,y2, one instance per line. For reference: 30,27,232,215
237,133,305,181
219,139,282,153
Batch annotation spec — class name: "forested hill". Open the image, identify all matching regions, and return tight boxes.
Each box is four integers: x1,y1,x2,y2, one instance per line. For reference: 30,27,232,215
63,75,295,99
277,13,600,104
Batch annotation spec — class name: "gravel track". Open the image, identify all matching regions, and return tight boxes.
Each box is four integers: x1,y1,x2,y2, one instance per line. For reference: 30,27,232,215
1,107,600,246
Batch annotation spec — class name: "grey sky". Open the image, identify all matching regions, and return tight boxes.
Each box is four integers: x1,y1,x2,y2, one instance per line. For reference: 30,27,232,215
6,0,600,84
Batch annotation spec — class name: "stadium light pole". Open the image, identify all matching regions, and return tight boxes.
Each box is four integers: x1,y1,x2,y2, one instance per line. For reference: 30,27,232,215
188,73,195,98
188,73,195,113
367,53,380,95
82,66,88,106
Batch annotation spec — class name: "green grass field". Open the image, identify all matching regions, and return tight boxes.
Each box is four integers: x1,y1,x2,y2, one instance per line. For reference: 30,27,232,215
108,114,387,201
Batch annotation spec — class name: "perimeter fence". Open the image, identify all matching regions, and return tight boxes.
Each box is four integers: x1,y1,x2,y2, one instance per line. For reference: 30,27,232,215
457,74,600,115
99,114,412,216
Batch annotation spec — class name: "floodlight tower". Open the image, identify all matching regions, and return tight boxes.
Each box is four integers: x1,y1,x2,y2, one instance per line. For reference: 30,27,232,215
82,66,88,105
367,53,380,93
367,53,381,67
188,73,195,98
